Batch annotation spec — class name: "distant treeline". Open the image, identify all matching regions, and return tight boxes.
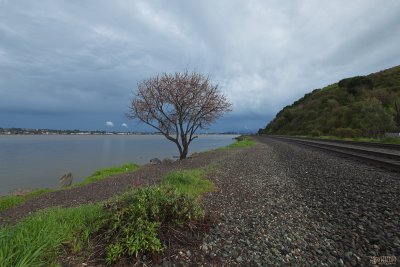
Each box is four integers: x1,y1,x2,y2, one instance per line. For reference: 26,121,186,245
0,128,242,135
0,128,120,135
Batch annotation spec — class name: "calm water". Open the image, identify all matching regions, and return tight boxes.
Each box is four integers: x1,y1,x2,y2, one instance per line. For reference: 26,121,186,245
0,134,237,195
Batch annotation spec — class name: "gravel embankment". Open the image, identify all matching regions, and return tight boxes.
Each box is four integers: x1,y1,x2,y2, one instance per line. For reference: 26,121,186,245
174,137,399,266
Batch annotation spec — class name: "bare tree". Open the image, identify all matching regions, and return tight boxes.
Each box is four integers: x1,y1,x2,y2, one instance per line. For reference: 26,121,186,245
127,71,232,160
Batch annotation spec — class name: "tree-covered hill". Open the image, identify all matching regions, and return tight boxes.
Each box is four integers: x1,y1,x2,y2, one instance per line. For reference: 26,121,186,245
260,65,400,137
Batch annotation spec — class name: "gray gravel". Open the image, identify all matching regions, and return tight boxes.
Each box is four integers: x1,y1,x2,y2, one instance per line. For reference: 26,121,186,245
177,137,400,266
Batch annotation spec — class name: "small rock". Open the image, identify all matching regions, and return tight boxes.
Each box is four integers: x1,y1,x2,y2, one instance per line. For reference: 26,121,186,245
59,172,73,188
393,236,400,247
236,256,243,262
150,158,162,164
162,158,175,164
344,251,353,259
9,188,34,196
369,250,376,256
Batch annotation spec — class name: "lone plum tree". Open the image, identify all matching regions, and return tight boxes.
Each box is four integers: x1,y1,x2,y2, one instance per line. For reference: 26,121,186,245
127,71,232,159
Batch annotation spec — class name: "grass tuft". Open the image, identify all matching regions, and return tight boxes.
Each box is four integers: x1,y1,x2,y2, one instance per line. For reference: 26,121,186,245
0,189,52,212
103,186,205,264
0,204,103,267
76,163,140,186
225,136,255,149
162,169,215,198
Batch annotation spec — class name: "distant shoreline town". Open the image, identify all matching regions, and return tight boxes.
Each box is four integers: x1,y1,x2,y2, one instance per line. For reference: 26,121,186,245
0,127,242,135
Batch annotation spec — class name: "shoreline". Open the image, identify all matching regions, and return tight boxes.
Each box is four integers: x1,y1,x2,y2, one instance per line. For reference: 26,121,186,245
0,138,246,223
0,134,239,196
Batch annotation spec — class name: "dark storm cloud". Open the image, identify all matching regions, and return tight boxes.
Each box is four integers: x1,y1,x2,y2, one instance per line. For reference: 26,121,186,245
0,0,400,130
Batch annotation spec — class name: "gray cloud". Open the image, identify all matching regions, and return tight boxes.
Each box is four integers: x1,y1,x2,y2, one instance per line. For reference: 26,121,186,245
1,0,399,131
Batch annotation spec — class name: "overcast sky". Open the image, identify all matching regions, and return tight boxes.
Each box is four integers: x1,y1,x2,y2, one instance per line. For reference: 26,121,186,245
1,0,399,132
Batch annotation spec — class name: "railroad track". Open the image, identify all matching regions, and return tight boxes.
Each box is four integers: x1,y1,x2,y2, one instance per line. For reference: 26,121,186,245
266,136,400,172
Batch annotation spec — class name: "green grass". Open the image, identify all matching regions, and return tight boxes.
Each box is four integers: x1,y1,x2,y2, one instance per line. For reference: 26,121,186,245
103,186,205,264
162,168,215,198
76,163,140,186
0,166,216,266
104,168,215,264
0,189,52,212
0,163,140,212
225,136,255,148
0,204,103,267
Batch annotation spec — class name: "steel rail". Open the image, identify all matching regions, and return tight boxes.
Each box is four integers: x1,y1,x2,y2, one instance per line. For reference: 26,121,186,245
266,136,400,172
274,135,400,151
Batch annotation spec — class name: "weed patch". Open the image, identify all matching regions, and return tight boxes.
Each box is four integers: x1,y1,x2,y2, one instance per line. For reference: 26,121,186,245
76,163,139,186
162,169,215,198
0,189,52,212
102,187,205,265
0,166,216,266
0,204,103,267
225,136,255,148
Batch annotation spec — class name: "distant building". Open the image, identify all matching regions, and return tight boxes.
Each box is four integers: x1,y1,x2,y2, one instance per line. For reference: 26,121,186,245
385,132,400,138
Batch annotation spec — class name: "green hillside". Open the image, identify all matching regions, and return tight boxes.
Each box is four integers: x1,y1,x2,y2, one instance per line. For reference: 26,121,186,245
260,65,400,137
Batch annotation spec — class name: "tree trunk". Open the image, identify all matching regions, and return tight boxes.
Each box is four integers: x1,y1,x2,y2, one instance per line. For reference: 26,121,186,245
180,144,189,160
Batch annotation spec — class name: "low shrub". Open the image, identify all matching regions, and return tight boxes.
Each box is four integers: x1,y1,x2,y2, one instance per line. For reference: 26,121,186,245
310,130,321,137
332,128,362,138
103,187,204,265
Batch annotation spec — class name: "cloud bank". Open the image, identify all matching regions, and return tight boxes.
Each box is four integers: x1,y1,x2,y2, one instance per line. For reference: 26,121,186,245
0,0,399,131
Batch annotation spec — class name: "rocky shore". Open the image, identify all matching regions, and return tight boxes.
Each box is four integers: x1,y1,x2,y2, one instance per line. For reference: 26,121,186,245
1,137,399,266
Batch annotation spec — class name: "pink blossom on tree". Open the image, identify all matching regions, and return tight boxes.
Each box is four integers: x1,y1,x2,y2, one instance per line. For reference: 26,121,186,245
127,71,232,159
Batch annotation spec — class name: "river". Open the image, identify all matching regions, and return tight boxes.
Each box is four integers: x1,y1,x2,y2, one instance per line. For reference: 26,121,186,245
0,134,237,195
